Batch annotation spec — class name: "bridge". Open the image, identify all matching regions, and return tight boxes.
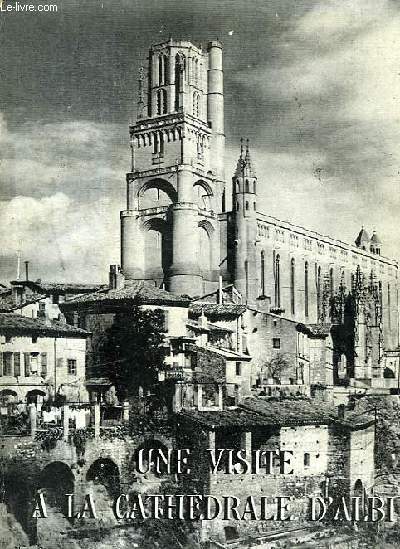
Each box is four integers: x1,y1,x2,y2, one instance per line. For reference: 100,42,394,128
0,402,174,543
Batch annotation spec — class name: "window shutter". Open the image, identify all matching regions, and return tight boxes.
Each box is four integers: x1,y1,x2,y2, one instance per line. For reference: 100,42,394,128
14,353,21,377
163,311,169,332
41,353,47,377
24,353,31,377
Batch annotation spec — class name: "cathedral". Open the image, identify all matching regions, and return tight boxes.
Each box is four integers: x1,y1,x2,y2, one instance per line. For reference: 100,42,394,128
120,39,399,383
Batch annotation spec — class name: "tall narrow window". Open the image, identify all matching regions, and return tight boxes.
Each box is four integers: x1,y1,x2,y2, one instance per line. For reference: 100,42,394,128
162,89,167,114
193,92,200,118
317,265,321,320
158,54,167,85
157,89,167,115
329,267,334,297
245,260,249,301
305,261,309,318
290,258,296,315
274,253,281,308
3,353,12,376
153,132,159,154
261,251,265,295
245,179,249,192
157,90,162,115
175,53,185,111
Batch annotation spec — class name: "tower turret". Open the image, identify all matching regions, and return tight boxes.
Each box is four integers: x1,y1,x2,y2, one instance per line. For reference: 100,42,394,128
355,227,370,251
232,139,258,303
370,231,382,255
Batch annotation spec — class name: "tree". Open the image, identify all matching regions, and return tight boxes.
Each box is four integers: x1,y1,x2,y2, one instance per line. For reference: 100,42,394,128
262,353,291,383
97,307,166,401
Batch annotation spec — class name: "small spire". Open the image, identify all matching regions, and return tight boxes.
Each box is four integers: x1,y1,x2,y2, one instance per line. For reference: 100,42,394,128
234,138,256,178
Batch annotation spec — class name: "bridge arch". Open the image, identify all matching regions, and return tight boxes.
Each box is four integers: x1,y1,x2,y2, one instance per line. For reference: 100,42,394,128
86,457,120,497
39,461,74,515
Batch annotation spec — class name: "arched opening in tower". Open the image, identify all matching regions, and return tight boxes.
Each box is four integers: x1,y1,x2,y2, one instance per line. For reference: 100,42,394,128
143,219,172,283
198,223,213,278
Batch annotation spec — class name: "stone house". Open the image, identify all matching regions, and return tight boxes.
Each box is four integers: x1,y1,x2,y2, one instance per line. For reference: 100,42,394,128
176,397,375,544
0,313,89,405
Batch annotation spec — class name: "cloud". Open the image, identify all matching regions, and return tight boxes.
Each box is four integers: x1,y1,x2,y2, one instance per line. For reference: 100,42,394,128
0,193,120,283
0,114,126,282
230,0,400,261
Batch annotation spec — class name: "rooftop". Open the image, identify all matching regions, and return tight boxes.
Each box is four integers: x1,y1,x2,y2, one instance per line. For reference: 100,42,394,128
0,313,89,337
178,397,374,430
296,323,332,338
189,303,246,318
10,280,105,294
61,280,191,309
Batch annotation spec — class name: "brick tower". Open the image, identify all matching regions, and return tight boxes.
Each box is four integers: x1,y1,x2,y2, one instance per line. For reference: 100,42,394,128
121,39,225,296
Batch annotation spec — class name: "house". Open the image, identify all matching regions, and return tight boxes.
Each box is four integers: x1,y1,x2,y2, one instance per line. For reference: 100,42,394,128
0,313,89,405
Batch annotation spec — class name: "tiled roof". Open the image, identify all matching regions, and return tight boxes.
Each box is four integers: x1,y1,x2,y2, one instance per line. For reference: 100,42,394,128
206,345,251,361
0,313,89,337
177,408,269,428
189,303,246,318
0,291,45,312
241,397,373,429
186,320,233,333
10,280,105,294
296,323,331,338
178,398,374,430
61,281,191,308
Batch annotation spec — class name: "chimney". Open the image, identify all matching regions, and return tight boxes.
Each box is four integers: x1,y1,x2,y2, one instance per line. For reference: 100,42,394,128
24,260,29,281
109,265,125,290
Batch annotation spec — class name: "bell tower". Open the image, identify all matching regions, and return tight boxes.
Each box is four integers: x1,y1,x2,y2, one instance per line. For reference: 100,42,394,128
121,39,226,296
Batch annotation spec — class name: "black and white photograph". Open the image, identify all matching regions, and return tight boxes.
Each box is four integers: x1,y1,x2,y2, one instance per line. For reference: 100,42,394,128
0,1,400,547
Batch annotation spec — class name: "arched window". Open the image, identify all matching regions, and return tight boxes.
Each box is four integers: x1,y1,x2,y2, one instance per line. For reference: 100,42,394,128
236,201,240,211
304,453,310,467
290,258,295,315
274,253,281,308
253,202,256,211
260,251,265,295
253,181,257,194
245,179,249,192
194,58,199,84
236,180,240,193
221,189,226,212
329,267,334,297
245,201,249,211
304,261,309,318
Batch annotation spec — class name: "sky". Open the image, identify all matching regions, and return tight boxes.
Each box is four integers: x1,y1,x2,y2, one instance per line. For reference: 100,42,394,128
0,0,399,283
